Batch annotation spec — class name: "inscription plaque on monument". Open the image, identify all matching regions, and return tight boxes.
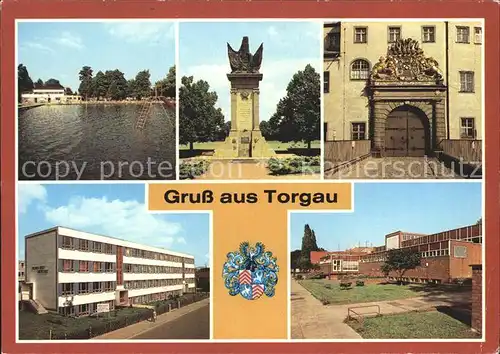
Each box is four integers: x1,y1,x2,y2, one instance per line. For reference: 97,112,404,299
214,36,276,159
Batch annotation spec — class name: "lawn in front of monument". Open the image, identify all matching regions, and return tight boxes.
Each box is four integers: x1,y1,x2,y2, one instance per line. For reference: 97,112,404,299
298,279,467,305
179,140,321,157
346,310,480,339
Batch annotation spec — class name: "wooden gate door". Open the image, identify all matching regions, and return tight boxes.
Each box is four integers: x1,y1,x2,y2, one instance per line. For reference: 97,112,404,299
385,108,426,157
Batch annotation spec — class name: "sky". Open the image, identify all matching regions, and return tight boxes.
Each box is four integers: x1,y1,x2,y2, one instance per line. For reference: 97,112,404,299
179,21,321,122
17,21,175,92
290,182,483,251
17,184,209,266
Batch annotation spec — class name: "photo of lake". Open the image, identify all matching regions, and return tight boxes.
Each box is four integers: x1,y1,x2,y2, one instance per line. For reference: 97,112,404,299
18,104,176,180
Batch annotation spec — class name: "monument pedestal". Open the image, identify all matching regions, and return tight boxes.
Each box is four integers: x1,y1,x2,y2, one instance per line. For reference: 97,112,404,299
214,129,276,159
214,71,276,159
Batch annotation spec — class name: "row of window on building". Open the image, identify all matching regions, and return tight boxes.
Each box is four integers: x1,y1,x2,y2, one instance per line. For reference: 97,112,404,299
401,228,482,247
60,281,116,296
61,259,115,273
61,235,194,264
324,65,475,92
123,278,194,290
359,246,470,263
326,116,477,141
58,300,116,317
123,264,193,274
326,25,482,51
124,247,193,264
130,290,187,305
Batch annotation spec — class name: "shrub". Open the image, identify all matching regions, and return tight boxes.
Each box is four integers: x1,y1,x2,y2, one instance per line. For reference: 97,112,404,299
267,156,320,175
324,284,332,289
321,298,330,305
340,282,352,290
179,160,209,179
356,280,365,287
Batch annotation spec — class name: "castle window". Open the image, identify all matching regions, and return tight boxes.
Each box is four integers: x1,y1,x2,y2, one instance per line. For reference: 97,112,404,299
388,26,401,43
350,59,370,80
422,26,436,43
459,71,475,92
474,27,482,44
354,27,367,43
351,123,366,140
324,71,330,93
460,118,476,139
456,26,470,43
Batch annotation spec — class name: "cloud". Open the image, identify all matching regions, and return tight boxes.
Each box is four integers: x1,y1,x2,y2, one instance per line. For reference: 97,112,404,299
182,57,320,122
267,26,280,39
20,42,55,53
18,184,47,214
42,196,184,248
105,22,175,44
53,32,84,50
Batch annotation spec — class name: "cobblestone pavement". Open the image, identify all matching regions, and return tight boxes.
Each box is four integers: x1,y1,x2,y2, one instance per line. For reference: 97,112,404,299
325,157,463,179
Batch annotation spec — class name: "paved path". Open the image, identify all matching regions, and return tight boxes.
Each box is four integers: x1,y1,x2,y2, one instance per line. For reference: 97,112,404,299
198,160,320,180
291,280,470,339
94,299,209,340
325,157,460,179
291,280,362,339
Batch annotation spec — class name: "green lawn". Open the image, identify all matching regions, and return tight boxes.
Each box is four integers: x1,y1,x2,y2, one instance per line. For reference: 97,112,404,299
299,279,437,305
18,307,150,340
179,140,321,151
347,311,480,339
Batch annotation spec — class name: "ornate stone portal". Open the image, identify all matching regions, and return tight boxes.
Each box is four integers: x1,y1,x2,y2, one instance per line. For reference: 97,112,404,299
369,38,447,157
214,37,276,158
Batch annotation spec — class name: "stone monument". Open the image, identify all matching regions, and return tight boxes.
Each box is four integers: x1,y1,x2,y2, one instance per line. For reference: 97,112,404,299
214,36,276,158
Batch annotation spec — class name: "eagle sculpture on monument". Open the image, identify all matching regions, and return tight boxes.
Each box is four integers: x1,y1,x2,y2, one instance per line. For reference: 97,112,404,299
227,36,263,74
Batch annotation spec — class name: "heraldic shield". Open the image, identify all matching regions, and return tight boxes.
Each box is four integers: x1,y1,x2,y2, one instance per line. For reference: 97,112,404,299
223,242,279,301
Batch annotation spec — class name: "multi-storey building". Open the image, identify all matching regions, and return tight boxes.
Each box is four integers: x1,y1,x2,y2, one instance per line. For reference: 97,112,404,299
315,223,482,284
24,227,195,316
324,21,482,158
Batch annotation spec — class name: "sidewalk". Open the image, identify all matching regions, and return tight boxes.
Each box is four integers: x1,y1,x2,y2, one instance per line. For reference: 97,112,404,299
94,298,210,339
291,280,362,339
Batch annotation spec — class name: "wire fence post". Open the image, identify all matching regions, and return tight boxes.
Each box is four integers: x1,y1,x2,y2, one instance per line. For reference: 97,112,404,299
49,329,52,340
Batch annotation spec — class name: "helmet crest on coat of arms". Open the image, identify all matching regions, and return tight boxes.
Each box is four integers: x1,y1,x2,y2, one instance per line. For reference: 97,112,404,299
222,242,279,300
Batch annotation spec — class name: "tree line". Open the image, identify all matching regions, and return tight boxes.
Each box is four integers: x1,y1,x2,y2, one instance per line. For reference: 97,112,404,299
17,63,175,103
179,64,320,149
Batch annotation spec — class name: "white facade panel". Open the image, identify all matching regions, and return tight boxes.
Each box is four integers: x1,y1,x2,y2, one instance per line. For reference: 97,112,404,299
185,274,195,279
123,273,183,281
128,285,183,297
58,248,116,262
58,291,116,307
386,235,399,250
188,284,195,288
184,264,195,269
58,272,117,283
122,256,182,267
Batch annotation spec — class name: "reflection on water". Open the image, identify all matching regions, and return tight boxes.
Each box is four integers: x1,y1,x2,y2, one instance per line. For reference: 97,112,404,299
18,104,176,180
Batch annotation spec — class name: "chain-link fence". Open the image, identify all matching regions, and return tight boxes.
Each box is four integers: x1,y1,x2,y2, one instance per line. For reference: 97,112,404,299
49,292,209,340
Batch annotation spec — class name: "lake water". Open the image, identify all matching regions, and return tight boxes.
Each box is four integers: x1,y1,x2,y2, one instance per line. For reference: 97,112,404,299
18,104,176,180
